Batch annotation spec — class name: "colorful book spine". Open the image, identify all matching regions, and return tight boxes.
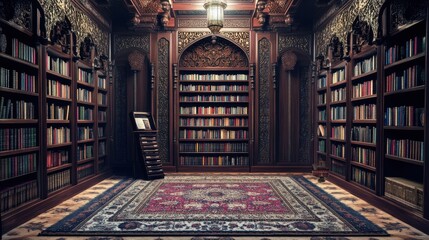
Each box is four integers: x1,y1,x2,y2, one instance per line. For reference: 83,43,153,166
180,155,249,166
0,180,38,213
47,79,70,99
47,170,70,193
179,142,248,152
384,106,424,127
351,167,376,190
46,149,69,168
386,138,424,161
179,129,248,139
47,56,70,76
11,38,37,64
385,64,425,92
354,104,376,120
179,117,248,127
0,153,37,180
0,127,37,151
352,80,376,98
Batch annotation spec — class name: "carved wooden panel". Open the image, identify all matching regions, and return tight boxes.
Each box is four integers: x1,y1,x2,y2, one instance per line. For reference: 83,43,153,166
258,38,271,164
39,0,109,56
179,36,248,68
114,34,150,55
178,31,250,56
298,66,311,165
178,18,251,28
390,0,427,32
278,34,311,55
157,38,170,164
314,0,384,56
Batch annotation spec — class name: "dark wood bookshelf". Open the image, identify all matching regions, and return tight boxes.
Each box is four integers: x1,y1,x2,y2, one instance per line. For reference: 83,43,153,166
47,163,73,173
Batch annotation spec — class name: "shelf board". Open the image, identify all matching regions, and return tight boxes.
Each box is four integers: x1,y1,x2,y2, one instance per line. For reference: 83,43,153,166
77,60,92,70
46,45,72,59
330,138,346,143
317,136,327,140
179,126,248,129
0,18,33,36
351,95,377,102
329,155,346,162
180,101,248,104
77,157,95,164
77,101,95,106
98,104,108,108
46,95,72,102
351,69,377,81
384,126,424,131
353,119,376,124
179,152,248,155
329,100,347,106
180,80,249,84
330,120,346,124
316,87,327,92
77,81,95,89
77,139,95,144
47,163,72,173
0,146,39,157
46,69,72,80
0,52,38,69
330,80,347,88
316,151,327,156
384,154,424,166
329,170,346,179
350,141,376,148
330,61,347,70
0,119,38,124
384,85,425,96
180,114,248,117
98,88,108,93
47,142,72,149
179,139,249,142
0,87,38,97
352,47,377,59
384,52,425,70
179,91,248,94
98,155,107,158
317,104,327,108
0,171,37,183
349,180,376,194
46,119,70,124
350,161,376,172
317,120,327,124
77,120,94,124
98,137,107,141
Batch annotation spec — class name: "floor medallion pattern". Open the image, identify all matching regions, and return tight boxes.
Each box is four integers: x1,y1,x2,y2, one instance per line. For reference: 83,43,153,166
39,176,388,236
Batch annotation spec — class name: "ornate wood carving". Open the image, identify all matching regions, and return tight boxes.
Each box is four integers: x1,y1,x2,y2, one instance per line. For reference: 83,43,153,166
258,38,271,164
50,17,75,54
278,34,311,55
281,51,297,71
314,0,384,57
128,50,145,71
179,37,248,68
328,35,344,62
157,38,170,164
39,0,109,57
114,34,150,55
79,34,95,60
390,0,427,32
298,66,311,165
178,32,210,55
350,16,374,54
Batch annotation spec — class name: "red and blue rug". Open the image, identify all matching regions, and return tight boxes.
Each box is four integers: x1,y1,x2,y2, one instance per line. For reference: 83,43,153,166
40,175,388,236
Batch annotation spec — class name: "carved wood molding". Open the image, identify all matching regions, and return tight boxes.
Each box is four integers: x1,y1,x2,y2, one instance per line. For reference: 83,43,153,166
349,16,374,54
178,31,250,56
179,36,248,68
278,34,311,55
49,16,76,55
281,51,297,71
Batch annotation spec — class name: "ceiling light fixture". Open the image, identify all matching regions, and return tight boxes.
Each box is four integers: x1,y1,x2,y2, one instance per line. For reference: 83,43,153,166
204,0,227,39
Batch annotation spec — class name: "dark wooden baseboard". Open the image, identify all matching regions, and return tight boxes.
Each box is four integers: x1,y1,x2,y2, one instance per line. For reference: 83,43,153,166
163,165,313,173
328,174,429,235
1,171,112,234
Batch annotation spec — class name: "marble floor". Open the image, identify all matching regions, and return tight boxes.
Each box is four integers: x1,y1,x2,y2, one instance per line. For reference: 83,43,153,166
2,173,428,240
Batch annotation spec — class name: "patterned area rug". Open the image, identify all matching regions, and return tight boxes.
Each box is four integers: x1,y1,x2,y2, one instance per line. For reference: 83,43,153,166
40,176,388,236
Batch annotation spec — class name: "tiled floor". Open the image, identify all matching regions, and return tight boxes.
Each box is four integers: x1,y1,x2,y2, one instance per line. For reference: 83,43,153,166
2,173,428,240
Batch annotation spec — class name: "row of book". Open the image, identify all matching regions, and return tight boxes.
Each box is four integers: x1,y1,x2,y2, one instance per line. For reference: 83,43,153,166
12,38,37,64
77,68,93,84
0,67,37,93
77,88,93,103
98,126,105,137
318,93,326,105
180,156,249,166
47,56,70,76
332,68,346,84
77,106,93,120
331,161,346,176
180,84,248,91
47,169,70,193
179,117,248,127
0,180,38,213
179,129,248,139
352,79,376,98
331,142,345,158
46,149,69,169
47,103,69,120
317,76,327,89
385,35,426,65
353,55,377,76
352,146,376,167
318,109,326,121
47,79,70,99
351,126,377,143
77,163,94,179
331,106,347,120
331,87,346,102
98,77,107,89
179,142,249,152
98,93,107,105
0,97,35,119
351,166,376,190
99,111,107,122
0,127,37,151
180,74,248,81
78,126,94,141
0,153,37,180
386,138,424,161
385,177,423,211
353,104,376,120
318,140,326,152
77,144,93,160
385,65,425,93
384,106,424,127
99,141,106,155
331,125,345,140
180,106,248,115
47,126,70,145
179,95,249,102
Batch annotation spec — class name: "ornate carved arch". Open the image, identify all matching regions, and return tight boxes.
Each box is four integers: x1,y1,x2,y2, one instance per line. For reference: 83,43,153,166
179,36,249,68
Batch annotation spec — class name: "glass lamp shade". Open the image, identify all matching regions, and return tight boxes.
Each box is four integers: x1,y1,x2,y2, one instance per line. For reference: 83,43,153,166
204,0,227,34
